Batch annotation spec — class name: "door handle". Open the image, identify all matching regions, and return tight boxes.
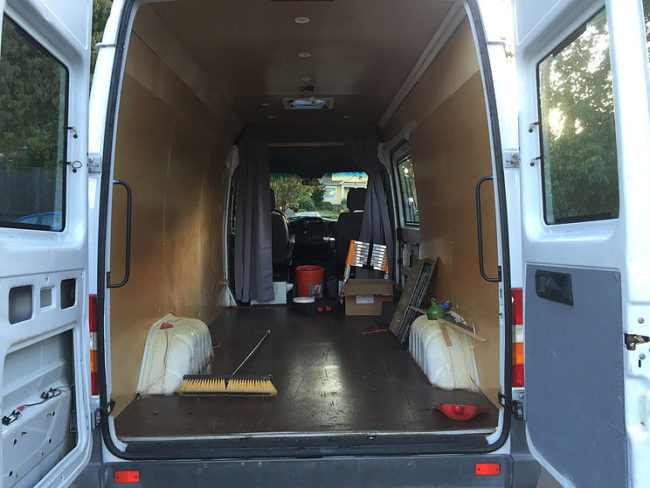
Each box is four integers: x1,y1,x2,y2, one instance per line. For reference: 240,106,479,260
108,180,132,288
535,270,573,305
475,176,500,283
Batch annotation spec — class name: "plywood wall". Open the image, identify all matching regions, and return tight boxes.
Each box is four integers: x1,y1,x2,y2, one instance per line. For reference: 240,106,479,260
384,20,501,406
109,30,241,414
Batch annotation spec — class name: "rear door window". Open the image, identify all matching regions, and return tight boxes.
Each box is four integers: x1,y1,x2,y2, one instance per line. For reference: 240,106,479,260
537,9,618,225
0,15,69,231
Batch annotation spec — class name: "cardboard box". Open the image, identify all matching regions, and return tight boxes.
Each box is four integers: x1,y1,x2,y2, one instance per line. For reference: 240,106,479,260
342,279,394,316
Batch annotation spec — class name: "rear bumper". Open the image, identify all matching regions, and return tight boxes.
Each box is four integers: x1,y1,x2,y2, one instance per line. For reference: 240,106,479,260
78,453,540,488
77,423,540,488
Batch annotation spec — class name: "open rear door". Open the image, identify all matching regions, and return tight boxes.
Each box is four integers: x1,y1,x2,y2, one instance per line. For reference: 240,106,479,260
0,0,93,486
515,0,650,486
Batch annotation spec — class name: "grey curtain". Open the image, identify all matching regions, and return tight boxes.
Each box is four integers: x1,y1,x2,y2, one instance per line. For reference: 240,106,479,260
346,139,394,278
234,140,275,302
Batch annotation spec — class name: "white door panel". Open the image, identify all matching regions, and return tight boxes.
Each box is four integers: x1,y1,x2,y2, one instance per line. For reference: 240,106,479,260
0,1,93,486
515,0,650,486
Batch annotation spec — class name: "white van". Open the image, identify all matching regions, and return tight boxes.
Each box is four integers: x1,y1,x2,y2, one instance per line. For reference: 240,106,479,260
0,0,648,486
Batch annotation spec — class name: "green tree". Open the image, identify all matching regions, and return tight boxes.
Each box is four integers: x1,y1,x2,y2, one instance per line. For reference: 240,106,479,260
0,0,112,173
270,175,313,212
91,0,112,83
297,199,316,212
311,186,325,209
539,10,618,222
0,18,64,172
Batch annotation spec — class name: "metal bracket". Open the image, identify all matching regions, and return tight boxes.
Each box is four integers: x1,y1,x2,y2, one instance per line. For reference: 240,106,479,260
65,160,83,173
88,153,102,174
498,392,525,421
625,334,650,351
503,150,520,168
2,408,22,426
95,399,115,427
95,42,116,49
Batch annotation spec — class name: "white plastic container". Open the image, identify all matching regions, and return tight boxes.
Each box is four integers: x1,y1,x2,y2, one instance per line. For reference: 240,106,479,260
408,314,478,391
137,313,213,395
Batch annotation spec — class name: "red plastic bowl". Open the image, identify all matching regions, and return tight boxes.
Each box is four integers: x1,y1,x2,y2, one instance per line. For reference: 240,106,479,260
433,403,489,421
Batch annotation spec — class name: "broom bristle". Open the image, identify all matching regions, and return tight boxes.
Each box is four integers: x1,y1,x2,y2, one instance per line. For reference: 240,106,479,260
177,375,277,396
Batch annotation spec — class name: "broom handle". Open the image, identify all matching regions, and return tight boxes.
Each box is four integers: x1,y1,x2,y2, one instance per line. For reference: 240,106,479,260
231,329,271,376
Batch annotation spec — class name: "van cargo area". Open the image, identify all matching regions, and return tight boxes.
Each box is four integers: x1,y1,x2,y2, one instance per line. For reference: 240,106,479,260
105,0,504,446
116,309,497,438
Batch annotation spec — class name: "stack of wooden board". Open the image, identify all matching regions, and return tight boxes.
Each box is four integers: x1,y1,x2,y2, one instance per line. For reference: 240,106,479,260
389,258,438,344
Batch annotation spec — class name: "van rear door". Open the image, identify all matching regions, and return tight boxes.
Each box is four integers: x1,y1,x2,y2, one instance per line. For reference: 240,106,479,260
0,0,93,486
514,0,650,486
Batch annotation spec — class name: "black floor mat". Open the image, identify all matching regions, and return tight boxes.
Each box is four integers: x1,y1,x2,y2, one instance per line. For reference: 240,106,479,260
115,307,498,438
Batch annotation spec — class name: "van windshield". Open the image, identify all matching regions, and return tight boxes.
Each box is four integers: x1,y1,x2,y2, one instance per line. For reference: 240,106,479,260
270,172,368,220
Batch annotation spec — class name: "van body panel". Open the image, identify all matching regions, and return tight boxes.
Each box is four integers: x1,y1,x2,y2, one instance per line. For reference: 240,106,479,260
515,0,650,485
525,266,626,487
0,0,93,485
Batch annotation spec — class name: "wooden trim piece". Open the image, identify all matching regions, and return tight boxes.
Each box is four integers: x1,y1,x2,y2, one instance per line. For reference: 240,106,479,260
408,306,487,342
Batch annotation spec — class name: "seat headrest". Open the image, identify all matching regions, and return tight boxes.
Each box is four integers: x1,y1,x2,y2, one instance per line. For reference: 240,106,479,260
346,188,366,212
270,188,276,210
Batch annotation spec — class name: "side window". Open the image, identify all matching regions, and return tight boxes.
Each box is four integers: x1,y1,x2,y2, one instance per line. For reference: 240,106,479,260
396,156,419,225
537,9,618,224
0,16,69,231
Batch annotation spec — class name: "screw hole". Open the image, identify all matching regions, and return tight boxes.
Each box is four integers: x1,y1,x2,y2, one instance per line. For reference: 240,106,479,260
12,439,16,445
9,471,12,477
48,438,52,444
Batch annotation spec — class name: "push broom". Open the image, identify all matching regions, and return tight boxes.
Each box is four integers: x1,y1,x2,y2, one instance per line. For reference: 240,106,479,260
177,330,277,396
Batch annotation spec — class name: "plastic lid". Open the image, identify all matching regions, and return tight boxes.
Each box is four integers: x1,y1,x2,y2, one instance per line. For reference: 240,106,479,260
293,296,315,304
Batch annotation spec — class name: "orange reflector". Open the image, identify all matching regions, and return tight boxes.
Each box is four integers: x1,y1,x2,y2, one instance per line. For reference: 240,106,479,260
475,463,500,476
90,349,98,374
115,470,140,483
513,342,524,365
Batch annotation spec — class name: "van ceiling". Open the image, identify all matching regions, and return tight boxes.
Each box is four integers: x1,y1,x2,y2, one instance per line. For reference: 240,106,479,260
141,0,455,125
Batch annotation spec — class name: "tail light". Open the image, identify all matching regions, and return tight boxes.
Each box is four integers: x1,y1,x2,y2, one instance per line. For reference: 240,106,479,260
511,288,524,387
89,294,99,395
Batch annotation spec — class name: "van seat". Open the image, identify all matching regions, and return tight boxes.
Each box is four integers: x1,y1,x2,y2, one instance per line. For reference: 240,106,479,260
270,189,290,280
335,188,366,265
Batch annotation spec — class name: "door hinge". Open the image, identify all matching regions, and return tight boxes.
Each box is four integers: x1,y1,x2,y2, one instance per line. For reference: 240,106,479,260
94,399,115,427
503,150,520,168
88,153,102,174
498,392,525,421
625,333,650,351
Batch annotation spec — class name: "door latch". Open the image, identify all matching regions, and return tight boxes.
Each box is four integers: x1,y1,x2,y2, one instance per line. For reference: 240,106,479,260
625,334,650,351
498,393,525,421
95,399,115,427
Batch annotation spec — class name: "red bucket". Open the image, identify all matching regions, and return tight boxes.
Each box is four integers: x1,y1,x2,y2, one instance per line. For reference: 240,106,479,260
295,265,325,298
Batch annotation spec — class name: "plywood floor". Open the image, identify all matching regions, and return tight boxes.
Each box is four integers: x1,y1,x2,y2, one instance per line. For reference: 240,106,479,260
115,307,497,439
